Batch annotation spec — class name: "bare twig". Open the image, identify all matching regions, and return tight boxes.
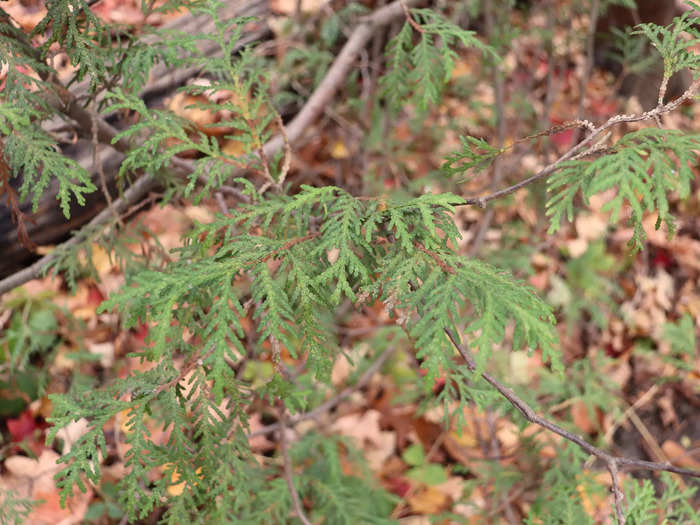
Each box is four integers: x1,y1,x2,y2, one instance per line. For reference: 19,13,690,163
89,103,123,227
460,76,700,208
571,0,600,145
468,1,506,257
214,192,230,215
277,401,313,525
443,328,700,524
275,111,292,188
262,0,423,156
399,0,425,33
584,384,660,470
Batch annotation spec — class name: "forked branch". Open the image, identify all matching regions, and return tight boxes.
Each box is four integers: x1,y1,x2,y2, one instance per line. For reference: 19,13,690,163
443,328,700,525
460,77,700,208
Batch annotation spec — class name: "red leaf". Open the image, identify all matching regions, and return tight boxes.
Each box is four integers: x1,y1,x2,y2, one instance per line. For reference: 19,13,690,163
652,248,674,269
385,476,412,498
550,128,574,149
7,410,37,442
87,284,105,306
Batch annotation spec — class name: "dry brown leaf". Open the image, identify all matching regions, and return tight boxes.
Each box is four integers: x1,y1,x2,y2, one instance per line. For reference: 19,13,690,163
332,410,395,470
496,420,520,457
270,0,325,15
522,424,559,459
183,205,214,224
3,450,92,525
605,360,631,390
88,341,115,368
247,414,276,452
575,213,608,241
434,476,465,501
55,418,90,454
657,389,679,428
661,440,700,470
407,486,449,515
168,92,217,130
566,238,589,258
570,400,598,435
577,470,619,523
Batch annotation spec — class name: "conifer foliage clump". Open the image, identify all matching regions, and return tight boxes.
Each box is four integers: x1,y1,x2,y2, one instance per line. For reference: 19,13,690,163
1,0,700,523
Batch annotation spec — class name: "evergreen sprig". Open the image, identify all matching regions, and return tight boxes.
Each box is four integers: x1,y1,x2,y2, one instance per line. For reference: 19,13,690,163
546,128,699,248
633,4,700,79
380,7,498,113
0,104,96,217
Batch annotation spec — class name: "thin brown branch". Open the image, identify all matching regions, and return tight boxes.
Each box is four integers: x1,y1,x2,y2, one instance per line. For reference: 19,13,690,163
443,328,700,524
607,460,626,525
153,346,216,397
571,0,600,145
0,140,36,252
89,104,123,227
399,0,425,33
275,111,292,188
277,401,313,525
414,241,456,274
468,1,506,256
460,76,700,208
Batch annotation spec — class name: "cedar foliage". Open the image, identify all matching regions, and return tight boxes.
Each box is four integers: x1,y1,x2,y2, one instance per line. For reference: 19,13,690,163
1,0,699,523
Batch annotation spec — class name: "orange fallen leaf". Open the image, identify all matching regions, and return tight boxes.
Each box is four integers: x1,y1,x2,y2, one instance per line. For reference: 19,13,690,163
661,440,700,470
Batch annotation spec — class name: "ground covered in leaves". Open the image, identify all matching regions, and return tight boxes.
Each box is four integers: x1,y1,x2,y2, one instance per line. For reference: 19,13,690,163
0,0,699,523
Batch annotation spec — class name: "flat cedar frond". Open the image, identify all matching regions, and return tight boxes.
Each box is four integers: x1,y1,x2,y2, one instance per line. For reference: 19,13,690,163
33,0,110,90
1,104,96,217
380,7,497,114
547,129,700,249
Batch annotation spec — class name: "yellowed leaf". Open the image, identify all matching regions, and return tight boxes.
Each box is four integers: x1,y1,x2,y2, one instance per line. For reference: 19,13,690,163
408,486,448,514
330,140,350,159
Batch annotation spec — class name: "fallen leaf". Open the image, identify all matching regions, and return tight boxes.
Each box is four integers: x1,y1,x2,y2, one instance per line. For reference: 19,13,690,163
55,418,90,454
270,0,325,15
661,440,700,470
7,411,37,443
407,485,449,514
330,140,350,159
575,213,608,241
570,400,598,435
332,410,395,470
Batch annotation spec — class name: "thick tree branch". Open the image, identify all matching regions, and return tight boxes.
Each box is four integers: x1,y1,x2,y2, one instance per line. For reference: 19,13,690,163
261,0,422,156
0,174,158,295
0,0,417,296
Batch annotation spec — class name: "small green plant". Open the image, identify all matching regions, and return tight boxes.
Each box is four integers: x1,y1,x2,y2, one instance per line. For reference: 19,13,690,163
402,443,448,486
